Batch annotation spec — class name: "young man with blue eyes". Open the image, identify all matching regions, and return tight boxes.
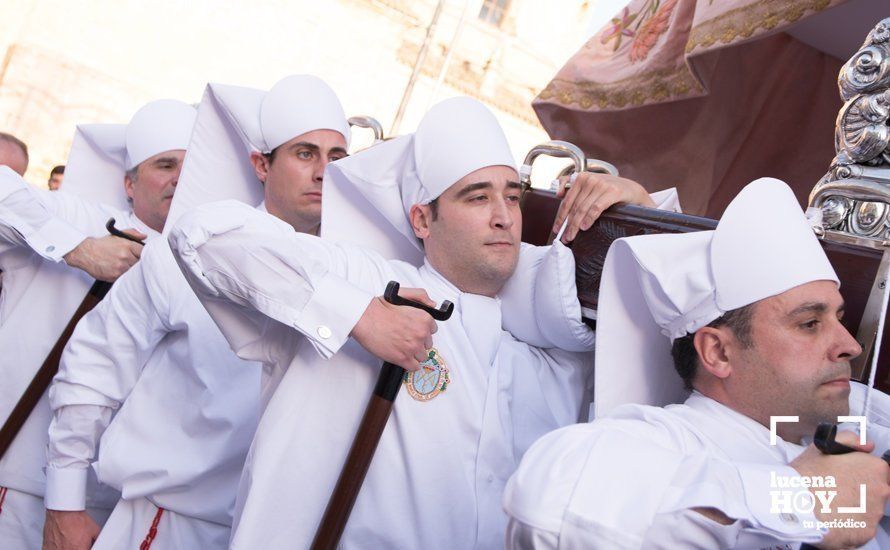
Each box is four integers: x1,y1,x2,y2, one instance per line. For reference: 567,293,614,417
43,75,352,550
250,133,347,235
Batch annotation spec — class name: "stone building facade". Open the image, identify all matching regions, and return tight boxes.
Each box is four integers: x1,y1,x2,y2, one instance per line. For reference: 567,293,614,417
0,0,595,186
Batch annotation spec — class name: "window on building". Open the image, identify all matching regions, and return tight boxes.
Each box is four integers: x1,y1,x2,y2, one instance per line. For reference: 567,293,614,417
478,0,510,26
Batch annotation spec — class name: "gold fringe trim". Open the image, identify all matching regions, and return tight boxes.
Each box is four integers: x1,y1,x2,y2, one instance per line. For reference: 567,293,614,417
686,0,833,54
537,62,704,110
538,0,838,111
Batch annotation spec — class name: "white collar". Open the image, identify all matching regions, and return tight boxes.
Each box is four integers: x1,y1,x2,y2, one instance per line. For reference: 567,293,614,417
419,259,503,367
127,211,160,240
683,392,805,462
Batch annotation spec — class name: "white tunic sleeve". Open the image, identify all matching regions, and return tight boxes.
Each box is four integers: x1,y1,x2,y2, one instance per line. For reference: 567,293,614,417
0,166,86,261
649,187,682,213
504,418,824,549
499,188,680,352
848,382,890,452
506,510,744,550
168,200,378,364
45,240,173,510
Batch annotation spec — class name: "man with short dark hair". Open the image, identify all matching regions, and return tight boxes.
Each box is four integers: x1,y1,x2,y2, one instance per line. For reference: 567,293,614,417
169,96,679,548
0,132,29,176
44,75,353,550
504,179,890,549
671,305,753,391
47,165,64,191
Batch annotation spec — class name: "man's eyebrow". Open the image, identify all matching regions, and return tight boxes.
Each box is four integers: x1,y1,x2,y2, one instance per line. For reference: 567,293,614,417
151,156,180,165
287,141,320,152
329,147,348,156
506,181,522,190
454,181,493,198
787,302,833,317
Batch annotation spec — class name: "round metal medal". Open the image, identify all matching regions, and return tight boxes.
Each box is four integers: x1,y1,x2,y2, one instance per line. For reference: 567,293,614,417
403,348,451,401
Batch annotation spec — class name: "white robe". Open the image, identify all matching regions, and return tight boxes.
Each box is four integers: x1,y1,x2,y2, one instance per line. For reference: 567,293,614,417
0,166,143,545
503,385,890,549
169,200,595,549
91,497,229,550
46,237,261,548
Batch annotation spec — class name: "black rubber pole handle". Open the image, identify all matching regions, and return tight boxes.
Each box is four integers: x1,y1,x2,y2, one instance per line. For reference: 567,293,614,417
801,423,890,549
382,280,453,320
373,281,453,402
105,218,146,245
813,422,890,465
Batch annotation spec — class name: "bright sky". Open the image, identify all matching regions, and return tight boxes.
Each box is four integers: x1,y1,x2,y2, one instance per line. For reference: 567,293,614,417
523,0,633,186
586,0,634,38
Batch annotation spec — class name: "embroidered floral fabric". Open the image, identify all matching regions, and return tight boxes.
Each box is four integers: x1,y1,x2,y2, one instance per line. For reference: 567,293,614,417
529,0,855,218
536,0,845,112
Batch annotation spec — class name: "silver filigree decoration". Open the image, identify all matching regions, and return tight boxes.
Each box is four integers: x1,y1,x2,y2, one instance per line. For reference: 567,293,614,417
835,90,890,165
821,196,851,228
809,18,890,243
840,18,890,101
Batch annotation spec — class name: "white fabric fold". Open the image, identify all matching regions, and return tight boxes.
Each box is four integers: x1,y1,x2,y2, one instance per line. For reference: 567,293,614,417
259,74,350,152
124,99,196,169
321,97,515,264
595,178,839,417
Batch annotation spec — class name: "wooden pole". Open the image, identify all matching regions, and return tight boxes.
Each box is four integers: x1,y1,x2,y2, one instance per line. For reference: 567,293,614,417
311,282,453,549
0,280,110,456
0,219,143,458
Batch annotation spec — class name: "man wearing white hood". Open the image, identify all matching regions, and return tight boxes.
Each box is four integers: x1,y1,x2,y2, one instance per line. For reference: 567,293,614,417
168,96,680,548
41,75,353,550
504,179,890,549
0,99,195,549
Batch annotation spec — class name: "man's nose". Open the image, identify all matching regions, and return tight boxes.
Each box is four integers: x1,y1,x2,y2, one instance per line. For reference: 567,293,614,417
491,198,513,229
314,158,331,182
831,320,863,362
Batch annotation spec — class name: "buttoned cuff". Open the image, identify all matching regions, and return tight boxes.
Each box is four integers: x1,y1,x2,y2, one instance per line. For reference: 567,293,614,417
44,467,88,510
293,272,374,359
737,463,824,543
29,217,87,262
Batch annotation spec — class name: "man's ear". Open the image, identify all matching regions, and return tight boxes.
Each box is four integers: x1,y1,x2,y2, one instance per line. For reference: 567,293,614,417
249,151,269,184
124,173,135,202
409,204,432,239
694,327,733,380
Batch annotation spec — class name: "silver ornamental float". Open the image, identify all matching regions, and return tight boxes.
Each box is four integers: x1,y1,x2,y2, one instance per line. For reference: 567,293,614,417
518,17,890,384
810,17,890,380
811,17,890,244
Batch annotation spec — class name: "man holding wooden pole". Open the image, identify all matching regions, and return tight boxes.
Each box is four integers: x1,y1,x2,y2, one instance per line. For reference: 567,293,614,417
0,99,195,548
168,96,679,548
43,75,358,550
504,179,890,549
